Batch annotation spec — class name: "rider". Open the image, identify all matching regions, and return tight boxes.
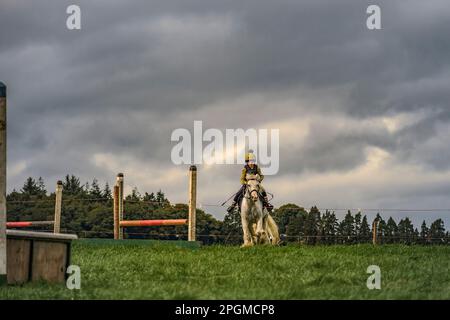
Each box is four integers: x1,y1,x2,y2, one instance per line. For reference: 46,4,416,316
227,151,273,213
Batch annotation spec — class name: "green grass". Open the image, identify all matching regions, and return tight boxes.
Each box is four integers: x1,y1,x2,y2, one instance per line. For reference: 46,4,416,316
1,240,450,299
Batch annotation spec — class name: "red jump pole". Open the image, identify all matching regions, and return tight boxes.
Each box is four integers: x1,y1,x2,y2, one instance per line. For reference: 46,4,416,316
7,221,55,228
119,219,188,227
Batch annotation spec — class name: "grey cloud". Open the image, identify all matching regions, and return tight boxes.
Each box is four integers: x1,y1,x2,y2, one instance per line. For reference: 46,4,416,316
2,0,450,226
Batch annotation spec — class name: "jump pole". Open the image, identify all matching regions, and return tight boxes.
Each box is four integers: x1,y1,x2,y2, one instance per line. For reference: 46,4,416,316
53,180,63,233
120,219,188,227
6,179,62,232
113,166,197,240
0,82,6,284
6,221,54,228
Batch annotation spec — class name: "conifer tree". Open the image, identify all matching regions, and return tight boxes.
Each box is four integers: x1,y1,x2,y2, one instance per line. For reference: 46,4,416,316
360,215,371,243
429,219,446,245
338,211,356,244
63,174,83,195
102,182,112,200
126,187,142,201
398,218,414,245
305,207,320,244
354,212,362,239
385,217,398,244
321,210,338,244
37,177,47,196
21,177,41,196
420,220,429,245
90,179,103,198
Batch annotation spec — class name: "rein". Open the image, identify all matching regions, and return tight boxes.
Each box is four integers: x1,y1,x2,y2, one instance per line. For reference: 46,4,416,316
244,183,262,201
221,191,239,206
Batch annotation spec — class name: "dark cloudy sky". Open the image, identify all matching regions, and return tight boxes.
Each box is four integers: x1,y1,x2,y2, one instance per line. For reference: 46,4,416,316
2,0,450,227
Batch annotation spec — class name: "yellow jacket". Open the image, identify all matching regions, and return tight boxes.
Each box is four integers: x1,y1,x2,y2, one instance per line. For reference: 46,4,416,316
240,165,264,185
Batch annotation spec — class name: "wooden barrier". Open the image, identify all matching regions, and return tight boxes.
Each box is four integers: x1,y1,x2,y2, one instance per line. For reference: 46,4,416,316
372,219,379,245
117,173,124,240
54,180,63,233
188,165,197,241
114,166,197,240
113,184,120,240
120,219,187,227
6,181,63,233
6,229,77,285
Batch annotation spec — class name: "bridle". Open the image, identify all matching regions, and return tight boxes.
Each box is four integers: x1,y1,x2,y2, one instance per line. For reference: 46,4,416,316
244,178,262,201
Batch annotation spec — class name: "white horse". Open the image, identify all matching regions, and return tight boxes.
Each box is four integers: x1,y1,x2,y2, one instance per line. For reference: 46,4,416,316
240,174,280,247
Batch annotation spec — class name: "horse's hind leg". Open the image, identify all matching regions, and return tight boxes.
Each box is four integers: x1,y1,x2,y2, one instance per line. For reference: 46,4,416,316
262,215,272,244
267,215,280,245
263,215,272,244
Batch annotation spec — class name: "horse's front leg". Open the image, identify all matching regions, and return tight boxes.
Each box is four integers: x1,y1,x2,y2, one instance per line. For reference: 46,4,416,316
255,214,268,244
250,223,258,244
241,211,254,247
255,221,264,244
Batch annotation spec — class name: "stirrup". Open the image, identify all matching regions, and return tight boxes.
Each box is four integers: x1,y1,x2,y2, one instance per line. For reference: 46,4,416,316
265,203,274,212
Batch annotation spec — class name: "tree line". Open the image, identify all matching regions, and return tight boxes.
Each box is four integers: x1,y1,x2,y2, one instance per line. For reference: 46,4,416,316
271,204,449,245
6,176,450,245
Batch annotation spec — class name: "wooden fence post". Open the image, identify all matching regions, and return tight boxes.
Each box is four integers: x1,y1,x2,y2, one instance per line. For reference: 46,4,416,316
188,166,197,241
113,185,120,240
372,219,378,245
54,180,63,233
0,82,6,284
116,173,124,240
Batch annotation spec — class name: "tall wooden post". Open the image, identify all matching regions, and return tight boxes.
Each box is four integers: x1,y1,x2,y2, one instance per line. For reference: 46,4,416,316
113,185,120,240
53,180,63,233
116,173,124,240
372,219,378,245
0,82,6,284
188,166,197,241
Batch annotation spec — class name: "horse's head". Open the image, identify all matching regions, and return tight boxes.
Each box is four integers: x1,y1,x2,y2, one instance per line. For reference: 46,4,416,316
246,174,261,202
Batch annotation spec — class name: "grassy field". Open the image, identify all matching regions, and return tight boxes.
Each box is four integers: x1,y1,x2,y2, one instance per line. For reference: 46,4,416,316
1,240,450,299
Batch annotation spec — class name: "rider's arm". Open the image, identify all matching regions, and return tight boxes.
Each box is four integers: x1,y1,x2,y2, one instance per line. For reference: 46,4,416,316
240,168,247,185
257,166,264,182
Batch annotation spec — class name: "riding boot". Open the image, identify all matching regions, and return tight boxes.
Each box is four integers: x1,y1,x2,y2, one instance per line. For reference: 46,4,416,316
264,197,274,213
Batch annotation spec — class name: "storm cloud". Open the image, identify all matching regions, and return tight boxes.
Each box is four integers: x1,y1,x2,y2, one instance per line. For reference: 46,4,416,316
2,0,450,226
